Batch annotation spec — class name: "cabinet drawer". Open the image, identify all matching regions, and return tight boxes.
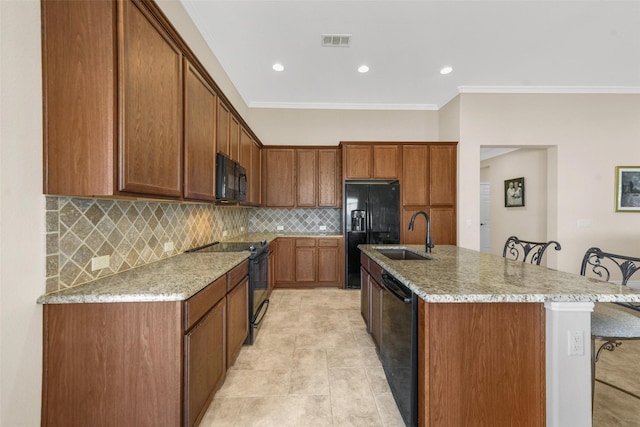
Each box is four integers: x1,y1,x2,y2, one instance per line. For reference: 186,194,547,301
360,252,370,272
227,259,249,292
318,238,338,247
184,275,226,331
296,238,316,247
369,261,383,285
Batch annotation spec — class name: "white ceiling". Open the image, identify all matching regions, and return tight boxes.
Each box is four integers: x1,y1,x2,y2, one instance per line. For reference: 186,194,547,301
181,0,640,111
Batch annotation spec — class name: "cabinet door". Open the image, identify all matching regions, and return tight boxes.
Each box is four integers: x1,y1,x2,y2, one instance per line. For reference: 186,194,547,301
274,238,295,284
216,99,230,157
227,277,249,368
229,115,240,162
318,149,340,207
184,299,226,427
430,145,456,206
344,145,372,179
317,239,340,284
296,149,317,207
295,238,317,282
42,0,116,196
250,141,261,205
370,278,383,351
430,207,457,245
120,0,182,197
264,149,295,207
268,240,276,293
360,266,370,331
184,62,216,201
402,145,429,206
372,145,401,179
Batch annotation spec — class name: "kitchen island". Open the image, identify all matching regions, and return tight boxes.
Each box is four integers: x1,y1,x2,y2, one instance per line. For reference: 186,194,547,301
359,244,640,427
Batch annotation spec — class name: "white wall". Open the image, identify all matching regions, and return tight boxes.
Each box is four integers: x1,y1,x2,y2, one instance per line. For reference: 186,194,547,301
481,149,549,257
458,93,640,273
247,108,440,146
1,0,45,425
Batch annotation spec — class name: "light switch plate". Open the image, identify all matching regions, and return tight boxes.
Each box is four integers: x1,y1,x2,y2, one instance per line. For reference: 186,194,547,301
319,225,327,231
163,241,174,252
277,225,284,231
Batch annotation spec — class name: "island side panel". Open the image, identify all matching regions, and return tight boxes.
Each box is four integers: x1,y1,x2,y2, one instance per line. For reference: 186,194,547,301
42,302,183,426
419,301,545,426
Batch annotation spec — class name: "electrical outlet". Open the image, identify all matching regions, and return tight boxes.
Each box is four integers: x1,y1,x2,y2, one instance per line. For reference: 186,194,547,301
91,255,110,271
568,330,584,356
163,241,174,252
276,225,284,231
240,226,245,232
222,230,228,237
319,225,327,231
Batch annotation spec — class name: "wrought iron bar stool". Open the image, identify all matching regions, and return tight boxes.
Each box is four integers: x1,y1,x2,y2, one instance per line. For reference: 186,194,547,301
579,247,640,405
502,235,562,265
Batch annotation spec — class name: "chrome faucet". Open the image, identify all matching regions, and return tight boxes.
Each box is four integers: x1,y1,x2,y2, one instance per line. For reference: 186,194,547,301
408,210,434,253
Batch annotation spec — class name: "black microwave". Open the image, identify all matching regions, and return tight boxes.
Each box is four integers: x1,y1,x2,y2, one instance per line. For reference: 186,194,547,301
216,153,247,201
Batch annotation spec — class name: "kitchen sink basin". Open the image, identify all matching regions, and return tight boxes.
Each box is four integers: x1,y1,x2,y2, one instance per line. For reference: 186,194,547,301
377,248,431,261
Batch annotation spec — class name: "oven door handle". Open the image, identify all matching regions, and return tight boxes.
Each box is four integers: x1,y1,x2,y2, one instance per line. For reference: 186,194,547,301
252,298,270,328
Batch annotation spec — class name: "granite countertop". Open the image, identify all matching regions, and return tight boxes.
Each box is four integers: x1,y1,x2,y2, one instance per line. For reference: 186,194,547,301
223,232,343,242
37,232,344,305
359,244,640,303
37,252,249,304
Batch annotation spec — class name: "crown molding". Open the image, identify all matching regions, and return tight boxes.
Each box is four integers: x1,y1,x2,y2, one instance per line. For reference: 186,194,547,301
458,86,640,95
248,101,438,111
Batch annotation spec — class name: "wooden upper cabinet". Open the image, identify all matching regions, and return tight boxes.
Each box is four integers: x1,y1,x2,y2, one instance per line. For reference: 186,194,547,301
239,127,252,171
344,145,372,179
42,0,116,196
430,145,457,206
184,61,216,201
402,145,429,206
343,143,400,179
263,149,295,207
229,115,240,162
119,0,183,197
216,99,230,158
250,141,261,205
296,150,317,207
318,149,341,207
372,145,401,179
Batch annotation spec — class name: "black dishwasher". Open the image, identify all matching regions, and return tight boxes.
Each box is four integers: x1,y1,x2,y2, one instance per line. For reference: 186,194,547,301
381,272,418,427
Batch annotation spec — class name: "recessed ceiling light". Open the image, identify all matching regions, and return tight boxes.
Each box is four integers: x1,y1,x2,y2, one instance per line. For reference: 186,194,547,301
440,66,453,75
358,65,369,73
272,63,284,72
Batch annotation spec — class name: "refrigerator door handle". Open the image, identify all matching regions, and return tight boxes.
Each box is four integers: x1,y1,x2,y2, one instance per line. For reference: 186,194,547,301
365,201,370,242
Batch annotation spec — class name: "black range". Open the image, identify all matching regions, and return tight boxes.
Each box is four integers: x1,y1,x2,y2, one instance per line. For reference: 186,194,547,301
185,240,269,345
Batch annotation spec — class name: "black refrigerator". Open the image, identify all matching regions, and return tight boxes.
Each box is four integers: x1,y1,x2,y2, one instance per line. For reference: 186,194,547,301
344,181,400,289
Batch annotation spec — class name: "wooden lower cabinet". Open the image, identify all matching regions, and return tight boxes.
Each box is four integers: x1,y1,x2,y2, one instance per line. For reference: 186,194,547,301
274,237,343,288
360,266,370,331
418,301,545,426
369,278,383,351
184,298,226,427
226,276,249,369
42,264,252,427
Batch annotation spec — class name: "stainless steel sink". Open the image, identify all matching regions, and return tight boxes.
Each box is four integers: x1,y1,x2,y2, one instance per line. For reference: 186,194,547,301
377,248,430,261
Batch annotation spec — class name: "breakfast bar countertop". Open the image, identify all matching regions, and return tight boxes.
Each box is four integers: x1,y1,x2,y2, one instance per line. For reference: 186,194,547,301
36,252,249,304
359,244,640,304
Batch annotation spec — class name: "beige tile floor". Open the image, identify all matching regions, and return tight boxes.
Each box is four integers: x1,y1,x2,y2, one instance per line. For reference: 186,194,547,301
200,288,404,426
201,289,640,426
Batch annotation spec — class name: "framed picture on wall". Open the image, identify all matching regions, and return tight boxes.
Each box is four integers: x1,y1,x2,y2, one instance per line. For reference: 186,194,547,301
615,166,640,212
504,177,525,207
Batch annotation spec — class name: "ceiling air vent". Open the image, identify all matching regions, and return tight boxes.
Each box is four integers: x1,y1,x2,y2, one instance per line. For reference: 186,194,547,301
321,34,351,47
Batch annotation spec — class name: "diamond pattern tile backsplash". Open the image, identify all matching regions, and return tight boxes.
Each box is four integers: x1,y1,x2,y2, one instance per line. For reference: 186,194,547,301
249,208,342,234
45,197,250,293
45,197,342,293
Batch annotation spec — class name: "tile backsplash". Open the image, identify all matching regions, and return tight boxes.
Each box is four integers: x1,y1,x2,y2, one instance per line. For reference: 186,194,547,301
45,197,250,293
249,208,342,234
45,198,343,293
